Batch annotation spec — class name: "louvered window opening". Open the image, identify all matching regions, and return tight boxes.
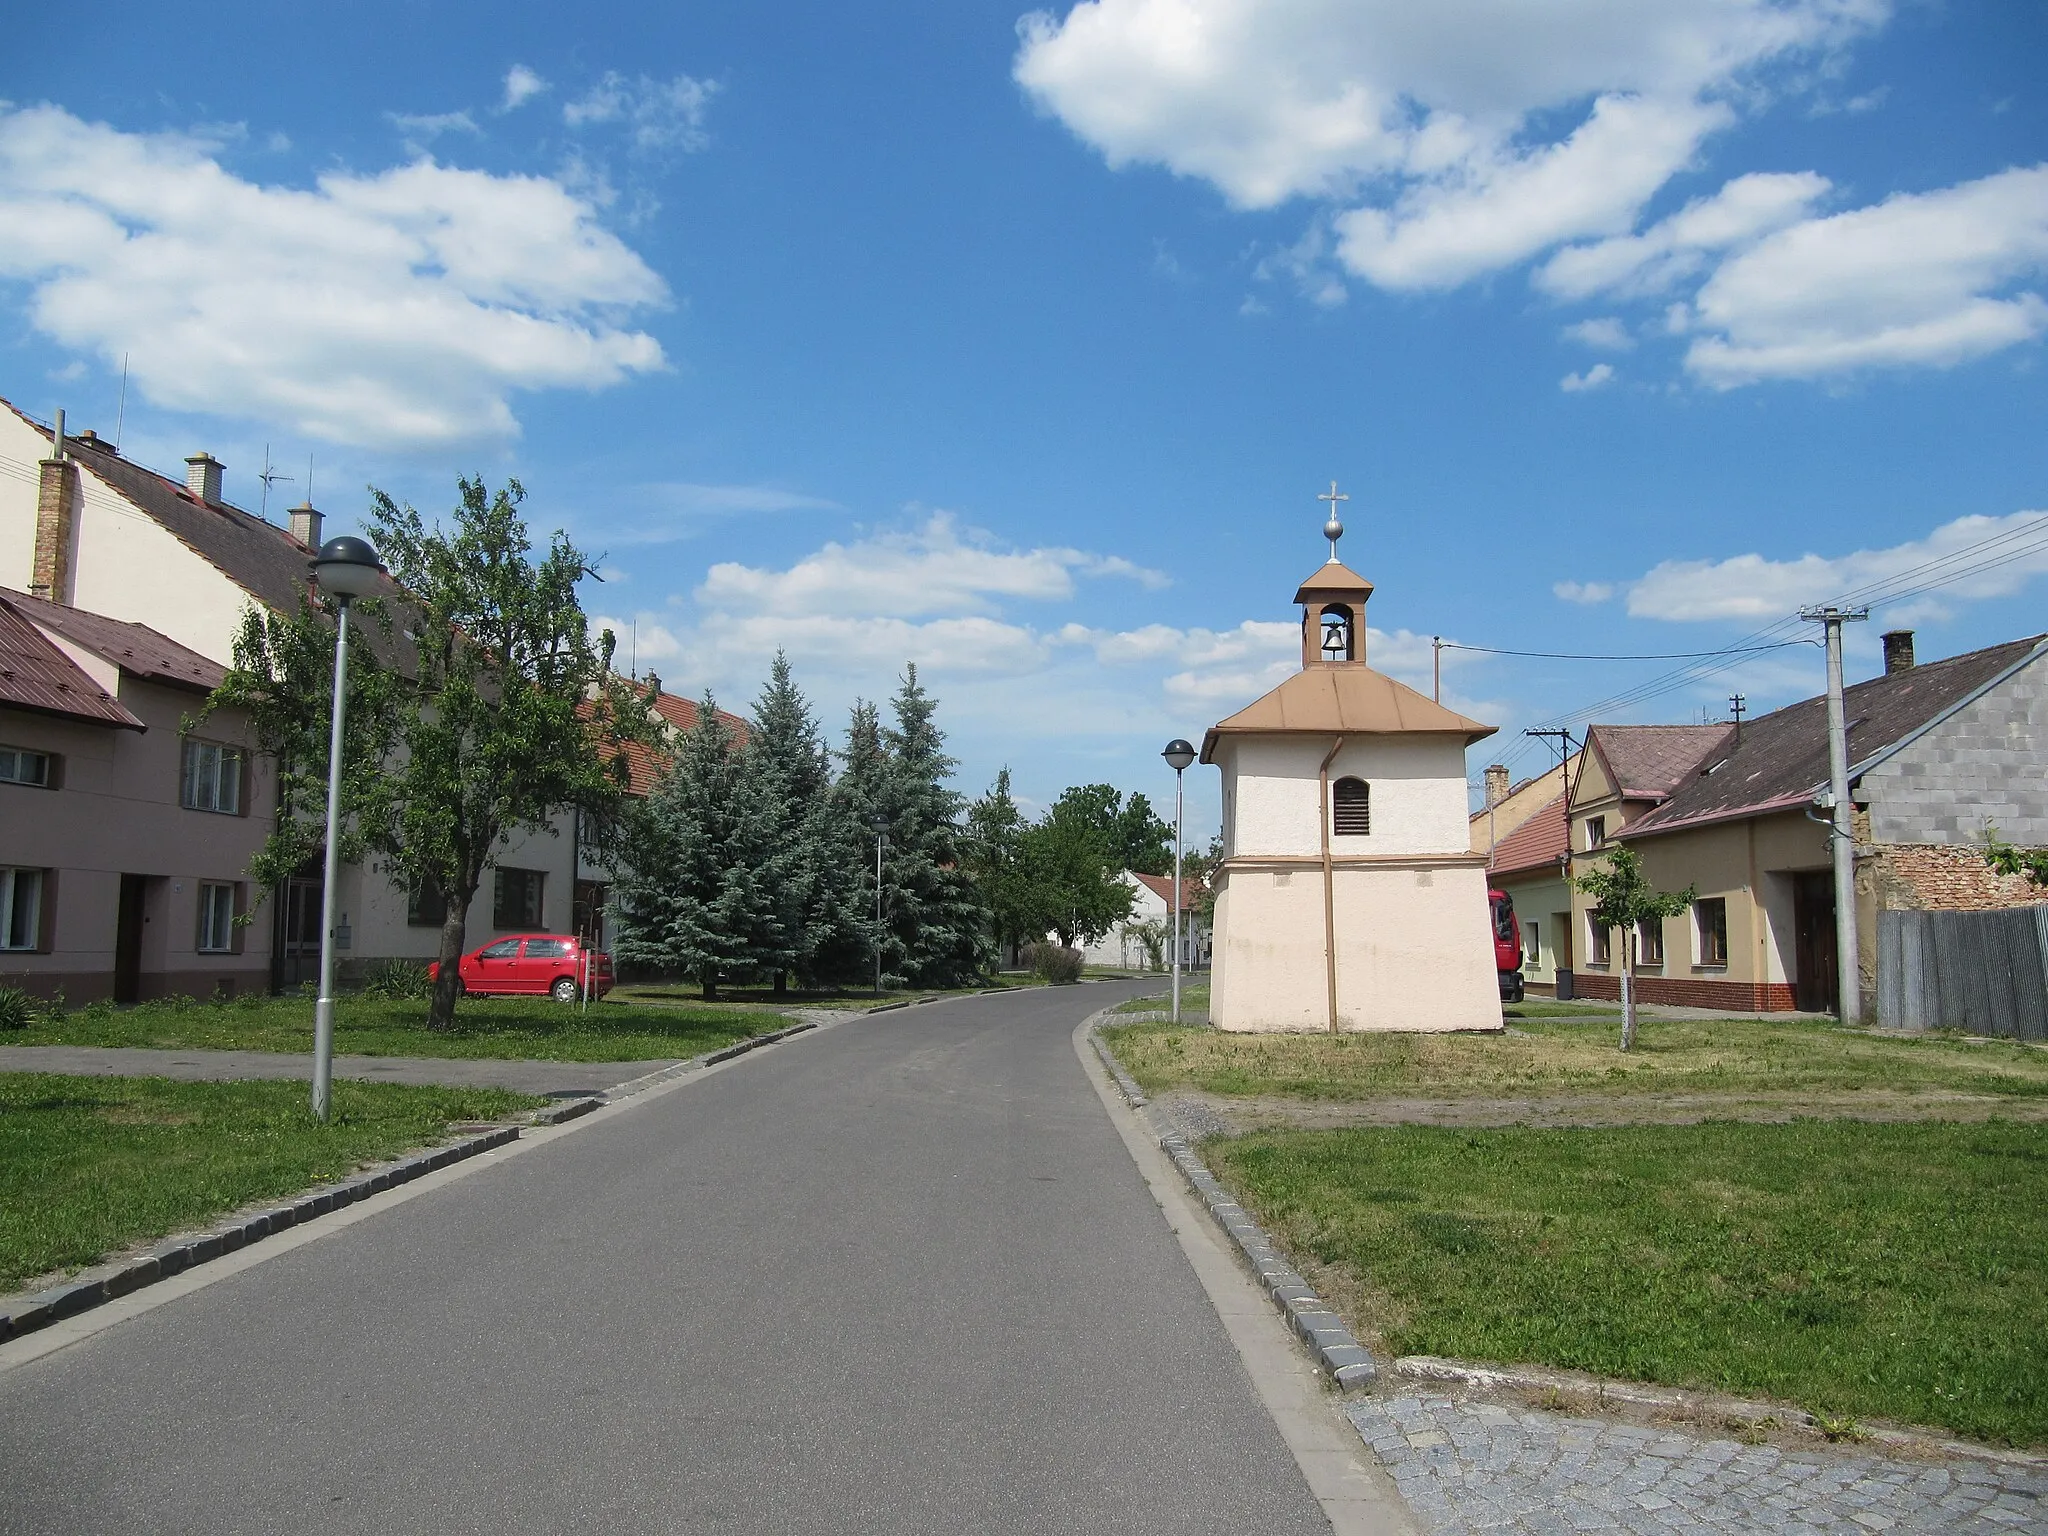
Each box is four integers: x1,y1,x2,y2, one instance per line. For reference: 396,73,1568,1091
1332,777,1370,836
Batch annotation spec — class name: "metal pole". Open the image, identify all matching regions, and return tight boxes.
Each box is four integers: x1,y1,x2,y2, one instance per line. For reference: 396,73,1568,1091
1433,636,1441,702
1171,766,1185,1024
873,831,884,995
312,598,351,1121
1817,608,1863,1023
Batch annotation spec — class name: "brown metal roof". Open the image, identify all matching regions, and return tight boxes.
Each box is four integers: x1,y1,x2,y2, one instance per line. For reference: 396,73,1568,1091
0,597,144,730
0,587,225,694
1623,634,2048,841
1292,559,1375,604
1488,791,1568,879
1586,724,1735,802
1201,663,1495,761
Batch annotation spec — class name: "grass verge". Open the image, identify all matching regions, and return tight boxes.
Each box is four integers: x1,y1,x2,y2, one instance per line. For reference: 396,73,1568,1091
1206,1119,2048,1448
1112,982,1209,1016
1101,1014,2048,1100
0,1073,542,1293
6,992,784,1063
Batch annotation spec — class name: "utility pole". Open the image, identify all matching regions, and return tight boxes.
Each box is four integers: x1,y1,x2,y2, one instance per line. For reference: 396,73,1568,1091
1728,693,1746,744
1526,727,1581,999
1433,636,1442,702
1799,605,1869,1023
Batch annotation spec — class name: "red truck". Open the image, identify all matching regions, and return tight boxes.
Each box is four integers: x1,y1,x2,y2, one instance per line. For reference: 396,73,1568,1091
1490,888,1524,1004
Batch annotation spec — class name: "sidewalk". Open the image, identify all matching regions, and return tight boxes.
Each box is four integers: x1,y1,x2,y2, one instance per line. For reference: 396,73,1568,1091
0,1046,673,1096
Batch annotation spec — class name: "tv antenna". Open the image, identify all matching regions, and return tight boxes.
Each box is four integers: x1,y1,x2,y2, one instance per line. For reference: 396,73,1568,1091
258,445,295,522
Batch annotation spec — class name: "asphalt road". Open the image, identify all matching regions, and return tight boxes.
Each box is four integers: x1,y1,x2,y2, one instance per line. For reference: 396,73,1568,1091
0,982,1331,1535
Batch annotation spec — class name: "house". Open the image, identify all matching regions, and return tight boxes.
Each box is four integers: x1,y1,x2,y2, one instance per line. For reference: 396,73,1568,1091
1570,631,2048,1014
0,398,579,985
1201,528,1501,1032
1070,870,1211,972
1485,788,1570,994
1,589,272,1001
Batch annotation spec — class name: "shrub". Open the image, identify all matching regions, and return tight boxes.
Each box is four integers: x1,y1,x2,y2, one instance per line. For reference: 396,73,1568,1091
1032,944,1084,985
0,986,36,1031
362,958,434,1000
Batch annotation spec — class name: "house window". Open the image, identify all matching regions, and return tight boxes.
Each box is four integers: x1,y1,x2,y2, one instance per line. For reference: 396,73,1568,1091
1586,913,1611,967
1638,918,1664,966
493,868,545,929
1332,777,1370,835
1585,815,1606,850
1,868,45,951
1525,921,1540,966
198,882,238,953
408,881,449,928
181,740,243,815
0,746,52,787
1695,898,1729,967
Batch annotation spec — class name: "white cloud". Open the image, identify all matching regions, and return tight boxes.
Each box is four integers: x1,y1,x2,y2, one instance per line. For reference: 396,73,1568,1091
564,72,720,154
1554,580,1616,603
0,104,668,446
1564,317,1634,350
1016,0,1882,285
1560,362,1616,391
502,65,550,112
1623,510,2048,621
1536,169,1830,299
1683,164,2048,385
388,110,481,143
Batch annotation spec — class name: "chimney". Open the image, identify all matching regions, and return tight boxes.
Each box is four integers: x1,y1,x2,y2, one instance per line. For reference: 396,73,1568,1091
289,500,323,551
185,453,224,504
1882,630,1916,677
32,409,79,605
1484,764,1510,808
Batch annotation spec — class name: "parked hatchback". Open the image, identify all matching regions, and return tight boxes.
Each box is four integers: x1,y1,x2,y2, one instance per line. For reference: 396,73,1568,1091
429,934,615,1003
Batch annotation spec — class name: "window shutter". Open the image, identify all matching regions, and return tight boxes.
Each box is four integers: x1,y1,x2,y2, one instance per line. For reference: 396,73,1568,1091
1332,777,1370,836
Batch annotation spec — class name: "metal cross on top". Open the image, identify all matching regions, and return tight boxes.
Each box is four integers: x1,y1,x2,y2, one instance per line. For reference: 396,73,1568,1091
1318,480,1348,561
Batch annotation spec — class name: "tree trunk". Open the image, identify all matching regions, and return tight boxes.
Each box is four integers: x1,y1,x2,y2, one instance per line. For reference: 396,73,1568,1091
429,901,469,1031
1620,925,1637,1052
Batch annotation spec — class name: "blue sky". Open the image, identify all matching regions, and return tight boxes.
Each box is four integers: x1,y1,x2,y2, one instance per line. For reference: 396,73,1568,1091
3,0,2045,833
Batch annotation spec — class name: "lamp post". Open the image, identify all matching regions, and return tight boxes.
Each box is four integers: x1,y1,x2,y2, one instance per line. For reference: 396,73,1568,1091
869,812,888,996
1161,739,1196,1024
309,536,383,1121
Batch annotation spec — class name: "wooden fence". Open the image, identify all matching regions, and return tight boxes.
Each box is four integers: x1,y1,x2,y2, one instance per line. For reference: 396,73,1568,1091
1876,906,2048,1039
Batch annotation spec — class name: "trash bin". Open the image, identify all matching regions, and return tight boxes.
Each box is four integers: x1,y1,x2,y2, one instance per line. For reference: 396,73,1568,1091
1555,968,1574,1002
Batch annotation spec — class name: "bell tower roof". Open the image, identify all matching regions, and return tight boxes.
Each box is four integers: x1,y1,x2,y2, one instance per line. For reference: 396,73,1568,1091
1294,560,1374,605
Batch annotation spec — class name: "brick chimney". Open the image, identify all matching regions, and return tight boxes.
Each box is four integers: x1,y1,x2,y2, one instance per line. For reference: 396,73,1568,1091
185,453,224,504
1484,763,1510,808
31,409,79,605
1882,630,1916,677
288,500,323,551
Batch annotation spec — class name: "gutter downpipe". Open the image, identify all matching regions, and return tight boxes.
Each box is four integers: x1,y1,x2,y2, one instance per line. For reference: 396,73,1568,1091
1319,735,1345,1034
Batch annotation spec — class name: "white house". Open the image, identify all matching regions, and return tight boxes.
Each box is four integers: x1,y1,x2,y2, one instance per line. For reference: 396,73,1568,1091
1201,526,1502,1032
1071,870,1211,972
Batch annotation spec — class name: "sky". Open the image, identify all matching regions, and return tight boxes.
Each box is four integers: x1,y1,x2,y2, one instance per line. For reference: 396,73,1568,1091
3,0,2045,836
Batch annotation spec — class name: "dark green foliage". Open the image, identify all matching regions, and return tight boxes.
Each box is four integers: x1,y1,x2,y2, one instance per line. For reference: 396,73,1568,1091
0,987,35,1031
1016,794,1133,946
1984,825,2048,887
1026,943,1084,984
965,769,1033,962
360,959,433,1000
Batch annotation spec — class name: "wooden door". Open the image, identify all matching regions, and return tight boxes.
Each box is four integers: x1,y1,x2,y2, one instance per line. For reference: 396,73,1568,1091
114,874,146,1004
1793,871,1837,1014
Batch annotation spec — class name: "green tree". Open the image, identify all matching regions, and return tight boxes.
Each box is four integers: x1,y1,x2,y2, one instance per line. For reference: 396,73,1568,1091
208,478,646,1029
1572,843,1695,1051
1041,784,1173,875
876,667,992,986
965,768,1033,966
1017,796,1133,947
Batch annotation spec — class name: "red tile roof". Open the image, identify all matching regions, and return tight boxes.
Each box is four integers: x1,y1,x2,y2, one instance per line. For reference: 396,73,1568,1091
1,588,224,693
1586,724,1735,801
587,684,751,797
1487,791,1567,879
0,597,144,730
1133,871,1203,911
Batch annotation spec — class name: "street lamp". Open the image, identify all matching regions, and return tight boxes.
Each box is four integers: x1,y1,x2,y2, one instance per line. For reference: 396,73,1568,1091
869,812,888,997
1161,739,1196,1024
309,535,383,1121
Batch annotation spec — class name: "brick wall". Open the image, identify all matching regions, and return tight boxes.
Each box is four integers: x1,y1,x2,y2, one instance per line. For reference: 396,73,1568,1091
1571,971,1799,1012
1873,842,2048,913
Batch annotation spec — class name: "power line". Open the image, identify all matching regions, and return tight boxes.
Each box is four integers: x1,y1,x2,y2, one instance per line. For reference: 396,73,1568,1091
1440,640,1814,662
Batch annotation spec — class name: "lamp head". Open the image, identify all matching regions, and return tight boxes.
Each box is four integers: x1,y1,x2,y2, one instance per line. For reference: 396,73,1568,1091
1161,738,1196,773
312,535,384,600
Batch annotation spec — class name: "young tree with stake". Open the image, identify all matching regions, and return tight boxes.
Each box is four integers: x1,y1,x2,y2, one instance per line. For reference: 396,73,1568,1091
1571,842,1694,1051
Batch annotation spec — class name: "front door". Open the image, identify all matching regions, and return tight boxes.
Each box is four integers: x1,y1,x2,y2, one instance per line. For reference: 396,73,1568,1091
1793,871,1837,1014
114,874,146,1003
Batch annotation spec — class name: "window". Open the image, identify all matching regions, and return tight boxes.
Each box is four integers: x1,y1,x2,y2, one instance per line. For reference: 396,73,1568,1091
1695,898,1729,967
1586,913,1611,967
1638,918,1664,966
524,938,569,959
2,868,44,951
0,746,51,787
1525,921,1540,966
478,938,521,960
1332,777,1370,836
1585,815,1607,850
181,740,243,814
198,882,237,953
493,868,544,929
408,881,448,928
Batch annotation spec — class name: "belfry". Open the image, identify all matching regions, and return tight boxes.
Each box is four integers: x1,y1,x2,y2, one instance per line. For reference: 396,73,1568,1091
1201,488,1504,1032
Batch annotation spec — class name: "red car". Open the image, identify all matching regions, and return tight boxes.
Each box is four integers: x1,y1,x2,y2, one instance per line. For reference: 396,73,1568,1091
430,934,615,1003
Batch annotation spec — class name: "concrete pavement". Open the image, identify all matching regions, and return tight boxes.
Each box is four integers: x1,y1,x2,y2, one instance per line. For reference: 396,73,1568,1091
0,981,1339,1534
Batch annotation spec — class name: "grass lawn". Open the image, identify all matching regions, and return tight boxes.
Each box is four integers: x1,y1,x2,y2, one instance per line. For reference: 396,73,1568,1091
0,1073,542,1293
8,993,783,1063
1113,982,1209,1015
1101,1014,2048,1101
1208,1120,2048,1447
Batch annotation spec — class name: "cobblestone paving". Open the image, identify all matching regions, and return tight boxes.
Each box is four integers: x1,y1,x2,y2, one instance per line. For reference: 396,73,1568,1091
1348,1395,2048,1535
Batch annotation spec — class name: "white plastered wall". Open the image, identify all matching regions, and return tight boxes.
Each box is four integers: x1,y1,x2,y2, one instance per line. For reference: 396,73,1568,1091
1225,734,1473,858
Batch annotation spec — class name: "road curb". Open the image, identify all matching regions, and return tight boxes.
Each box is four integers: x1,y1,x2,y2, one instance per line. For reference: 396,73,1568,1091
1087,1011,1376,1390
0,1017,831,1347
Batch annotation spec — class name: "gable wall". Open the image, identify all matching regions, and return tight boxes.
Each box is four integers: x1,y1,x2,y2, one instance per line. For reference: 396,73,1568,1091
1861,652,2048,845
1220,733,1473,860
